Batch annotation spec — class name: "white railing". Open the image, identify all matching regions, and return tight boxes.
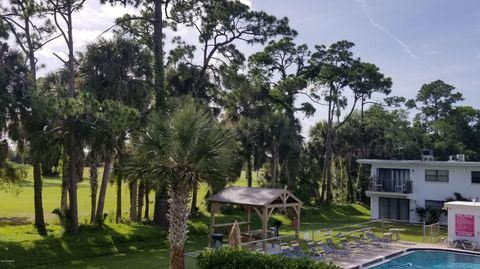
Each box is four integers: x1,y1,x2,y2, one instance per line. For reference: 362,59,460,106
423,221,442,243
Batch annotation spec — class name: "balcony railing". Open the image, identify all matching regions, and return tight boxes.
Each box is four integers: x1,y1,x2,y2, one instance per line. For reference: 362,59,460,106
368,178,412,194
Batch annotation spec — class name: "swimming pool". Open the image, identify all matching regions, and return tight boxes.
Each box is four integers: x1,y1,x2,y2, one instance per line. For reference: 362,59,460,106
368,250,480,269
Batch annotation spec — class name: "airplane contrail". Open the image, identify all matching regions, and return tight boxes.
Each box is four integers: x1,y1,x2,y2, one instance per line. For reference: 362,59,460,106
355,0,432,68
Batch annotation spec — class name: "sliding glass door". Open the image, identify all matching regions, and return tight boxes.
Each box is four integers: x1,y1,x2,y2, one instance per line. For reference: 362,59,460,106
377,169,410,192
379,197,410,221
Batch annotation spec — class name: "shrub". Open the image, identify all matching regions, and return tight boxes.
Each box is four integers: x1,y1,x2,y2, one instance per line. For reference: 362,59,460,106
197,248,340,269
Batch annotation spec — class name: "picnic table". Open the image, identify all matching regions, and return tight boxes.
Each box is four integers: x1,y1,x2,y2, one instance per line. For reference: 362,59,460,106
388,228,406,241
241,229,276,241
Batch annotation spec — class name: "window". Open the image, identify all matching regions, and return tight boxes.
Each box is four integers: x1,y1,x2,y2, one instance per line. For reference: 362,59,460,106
425,169,449,182
472,171,480,184
425,200,444,210
425,200,447,224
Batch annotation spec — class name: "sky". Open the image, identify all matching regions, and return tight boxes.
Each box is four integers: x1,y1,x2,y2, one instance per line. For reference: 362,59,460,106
32,0,480,137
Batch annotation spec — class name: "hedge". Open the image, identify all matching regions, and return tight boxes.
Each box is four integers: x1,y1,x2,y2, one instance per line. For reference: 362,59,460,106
197,248,341,269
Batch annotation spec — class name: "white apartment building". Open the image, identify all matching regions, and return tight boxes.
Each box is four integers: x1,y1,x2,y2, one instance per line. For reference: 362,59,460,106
358,153,480,223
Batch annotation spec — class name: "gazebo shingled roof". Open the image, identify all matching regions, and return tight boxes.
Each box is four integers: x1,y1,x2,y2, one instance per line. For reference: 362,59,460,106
208,186,302,206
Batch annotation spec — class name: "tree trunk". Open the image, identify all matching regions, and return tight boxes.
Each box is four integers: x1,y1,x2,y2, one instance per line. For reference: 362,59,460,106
153,0,165,110
65,2,79,235
89,162,98,224
145,184,150,220
321,129,334,204
320,87,335,204
24,20,46,235
345,154,356,203
313,177,321,203
168,183,190,269
137,180,145,222
320,164,327,203
190,182,198,216
67,131,79,234
116,176,122,223
61,145,68,212
95,155,112,223
272,138,279,187
129,180,138,221
285,159,295,190
246,155,253,187
33,160,46,235
153,187,168,227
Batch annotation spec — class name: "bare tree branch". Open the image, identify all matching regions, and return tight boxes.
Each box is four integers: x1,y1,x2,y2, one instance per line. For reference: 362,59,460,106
52,52,68,65
96,16,151,39
297,91,328,106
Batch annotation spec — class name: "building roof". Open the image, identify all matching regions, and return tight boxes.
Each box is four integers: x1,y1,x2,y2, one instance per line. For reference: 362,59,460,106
357,159,480,167
445,201,480,208
208,186,302,207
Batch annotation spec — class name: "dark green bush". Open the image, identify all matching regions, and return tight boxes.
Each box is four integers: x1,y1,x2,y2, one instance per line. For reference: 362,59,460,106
197,248,340,269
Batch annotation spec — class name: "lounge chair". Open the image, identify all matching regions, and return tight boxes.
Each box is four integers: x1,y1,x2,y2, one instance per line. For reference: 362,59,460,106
317,241,337,256
337,233,361,248
349,234,370,247
255,248,266,255
366,231,388,241
324,229,333,238
364,231,389,247
325,238,352,256
289,240,308,257
306,240,325,260
452,239,477,250
280,242,297,258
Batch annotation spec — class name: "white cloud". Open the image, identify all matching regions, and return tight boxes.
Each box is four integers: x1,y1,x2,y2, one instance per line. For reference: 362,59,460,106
239,0,252,7
36,2,134,74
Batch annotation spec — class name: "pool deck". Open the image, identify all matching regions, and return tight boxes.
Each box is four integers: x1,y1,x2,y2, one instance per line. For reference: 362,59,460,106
328,242,480,269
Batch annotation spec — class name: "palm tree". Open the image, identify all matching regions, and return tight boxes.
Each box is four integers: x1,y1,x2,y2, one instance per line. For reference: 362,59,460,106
85,137,113,224
79,36,153,224
0,43,28,193
126,99,238,269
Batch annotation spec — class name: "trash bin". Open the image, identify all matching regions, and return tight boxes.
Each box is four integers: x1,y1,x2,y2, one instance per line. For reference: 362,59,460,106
269,227,278,237
273,220,282,237
212,233,223,248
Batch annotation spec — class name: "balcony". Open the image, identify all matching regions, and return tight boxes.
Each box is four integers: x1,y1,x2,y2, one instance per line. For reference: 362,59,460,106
368,177,412,194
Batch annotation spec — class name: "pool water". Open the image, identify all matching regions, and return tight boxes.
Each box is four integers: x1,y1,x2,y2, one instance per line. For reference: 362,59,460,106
369,250,480,269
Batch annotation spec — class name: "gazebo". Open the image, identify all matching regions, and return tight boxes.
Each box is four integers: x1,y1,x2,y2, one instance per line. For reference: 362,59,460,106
207,186,303,248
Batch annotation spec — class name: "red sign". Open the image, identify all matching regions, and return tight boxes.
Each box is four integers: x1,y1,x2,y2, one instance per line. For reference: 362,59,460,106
455,214,475,237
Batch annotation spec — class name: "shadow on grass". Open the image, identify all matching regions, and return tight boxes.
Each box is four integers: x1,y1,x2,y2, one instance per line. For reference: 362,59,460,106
0,217,30,226
32,248,171,269
0,223,169,269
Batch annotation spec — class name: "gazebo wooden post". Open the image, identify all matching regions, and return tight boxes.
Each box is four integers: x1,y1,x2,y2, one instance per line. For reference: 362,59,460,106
262,206,268,252
209,202,220,247
293,205,301,240
246,206,251,234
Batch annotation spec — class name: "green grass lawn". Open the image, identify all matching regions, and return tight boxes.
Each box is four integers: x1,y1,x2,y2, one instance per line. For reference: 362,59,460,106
0,166,445,269
0,167,264,268
1,165,124,224
0,166,259,224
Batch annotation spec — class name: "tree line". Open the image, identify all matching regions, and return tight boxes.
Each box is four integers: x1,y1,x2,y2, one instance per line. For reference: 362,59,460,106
1,1,480,268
